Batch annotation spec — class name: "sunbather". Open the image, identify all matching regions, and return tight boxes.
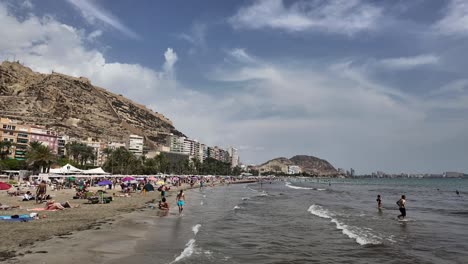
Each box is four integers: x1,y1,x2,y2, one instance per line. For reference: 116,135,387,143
45,200,65,210
0,203,20,210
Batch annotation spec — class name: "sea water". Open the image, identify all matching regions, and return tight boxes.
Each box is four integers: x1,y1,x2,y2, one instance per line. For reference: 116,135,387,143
126,178,468,264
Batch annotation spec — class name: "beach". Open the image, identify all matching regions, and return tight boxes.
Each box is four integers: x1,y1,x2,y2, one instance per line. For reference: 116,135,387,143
0,186,169,262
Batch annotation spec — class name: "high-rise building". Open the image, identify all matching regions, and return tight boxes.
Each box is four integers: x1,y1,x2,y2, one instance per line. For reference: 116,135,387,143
228,147,240,168
128,134,144,157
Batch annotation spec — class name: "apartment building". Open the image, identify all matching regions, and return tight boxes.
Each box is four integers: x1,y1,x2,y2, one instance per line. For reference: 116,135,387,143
128,134,144,157
0,118,59,160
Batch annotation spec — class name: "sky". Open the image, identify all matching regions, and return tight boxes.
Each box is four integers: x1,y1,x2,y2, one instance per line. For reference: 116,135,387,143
1,0,468,174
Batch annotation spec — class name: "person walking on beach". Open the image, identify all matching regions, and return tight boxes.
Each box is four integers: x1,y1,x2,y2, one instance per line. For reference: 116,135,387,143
456,190,460,196
396,195,406,220
376,194,382,209
176,190,185,215
36,180,47,204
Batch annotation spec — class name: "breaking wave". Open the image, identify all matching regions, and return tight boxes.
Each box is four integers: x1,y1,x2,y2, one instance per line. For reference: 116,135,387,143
285,182,314,190
307,205,382,245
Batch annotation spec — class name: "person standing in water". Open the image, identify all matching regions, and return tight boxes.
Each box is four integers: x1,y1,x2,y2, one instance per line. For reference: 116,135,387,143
176,190,185,215
397,195,406,220
376,194,382,209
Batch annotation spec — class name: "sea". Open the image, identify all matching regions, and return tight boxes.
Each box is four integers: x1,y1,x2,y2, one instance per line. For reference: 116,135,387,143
123,178,468,264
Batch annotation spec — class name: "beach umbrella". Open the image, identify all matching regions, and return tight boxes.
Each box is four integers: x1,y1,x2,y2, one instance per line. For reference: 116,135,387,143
122,177,135,182
148,176,157,181
0,182,12,190
97,180,112,186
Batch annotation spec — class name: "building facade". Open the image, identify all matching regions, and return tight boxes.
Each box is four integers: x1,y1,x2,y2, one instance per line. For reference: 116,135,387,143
1,118,59,160
128,134,144,157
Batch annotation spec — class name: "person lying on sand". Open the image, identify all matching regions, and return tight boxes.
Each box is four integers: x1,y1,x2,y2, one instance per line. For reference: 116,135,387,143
0,203,20,210
45,200,80,210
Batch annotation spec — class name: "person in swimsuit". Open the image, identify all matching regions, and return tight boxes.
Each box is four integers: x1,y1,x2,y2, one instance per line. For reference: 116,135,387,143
397,195,406,220
36,180,47,204
176,190,185,214
376,194,382,209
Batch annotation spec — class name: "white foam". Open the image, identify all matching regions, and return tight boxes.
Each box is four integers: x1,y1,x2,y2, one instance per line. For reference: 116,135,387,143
200,201,204,205
171,239,196,263
307,205,382,245
307,204,333,219
317,188,326,191
285,182,313,190
233,205,241,210
192,224,201,235
241,197,250,200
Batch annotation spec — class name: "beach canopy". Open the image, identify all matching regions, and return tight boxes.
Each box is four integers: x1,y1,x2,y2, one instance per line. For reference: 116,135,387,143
97,180,112,186
122,176,135,182
0,182,12,190
49,164,83,174
82,167,108,175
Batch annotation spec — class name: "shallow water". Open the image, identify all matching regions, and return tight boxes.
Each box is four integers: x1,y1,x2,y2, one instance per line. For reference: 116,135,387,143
129,178,468,264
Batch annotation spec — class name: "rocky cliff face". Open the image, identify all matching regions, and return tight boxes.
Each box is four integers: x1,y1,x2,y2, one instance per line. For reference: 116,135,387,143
0,61,184,147
257,155,338,176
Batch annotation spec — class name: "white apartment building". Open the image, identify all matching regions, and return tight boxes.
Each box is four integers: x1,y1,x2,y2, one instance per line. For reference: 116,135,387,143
128,134,144,157
228,147,240,168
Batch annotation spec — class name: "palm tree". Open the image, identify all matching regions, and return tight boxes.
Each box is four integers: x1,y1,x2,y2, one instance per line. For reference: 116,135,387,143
26,143,56,173
0,141,12,160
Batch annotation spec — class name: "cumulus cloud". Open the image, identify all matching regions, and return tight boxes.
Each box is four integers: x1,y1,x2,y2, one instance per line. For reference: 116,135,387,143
379,54,439,69
66,0,139,39
163,48,178,74
229,0,382,35
434,0,468,37
1,2,468,173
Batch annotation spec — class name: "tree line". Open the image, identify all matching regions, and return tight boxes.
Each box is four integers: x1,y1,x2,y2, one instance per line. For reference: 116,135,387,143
0,141,241,175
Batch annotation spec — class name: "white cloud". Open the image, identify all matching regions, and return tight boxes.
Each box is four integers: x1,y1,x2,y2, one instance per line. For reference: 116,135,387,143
379,54,439,69
229,0,382,35
163,48,178,75
434,0,468,37
66,0,139,39
179,22,207,52
21,0,33,9
87,29,102,41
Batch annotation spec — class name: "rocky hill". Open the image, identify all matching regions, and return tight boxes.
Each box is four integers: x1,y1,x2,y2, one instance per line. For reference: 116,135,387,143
257,155,339,176
0,61,184,148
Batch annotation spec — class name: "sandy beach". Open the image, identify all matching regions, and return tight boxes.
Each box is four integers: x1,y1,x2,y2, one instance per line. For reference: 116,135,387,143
0,186,170,262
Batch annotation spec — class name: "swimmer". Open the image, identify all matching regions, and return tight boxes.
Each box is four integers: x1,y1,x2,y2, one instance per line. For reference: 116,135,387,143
376,194,382,209
396,195,406,220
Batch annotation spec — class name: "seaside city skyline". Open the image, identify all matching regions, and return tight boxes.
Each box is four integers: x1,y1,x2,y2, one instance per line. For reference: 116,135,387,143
1,0,468,174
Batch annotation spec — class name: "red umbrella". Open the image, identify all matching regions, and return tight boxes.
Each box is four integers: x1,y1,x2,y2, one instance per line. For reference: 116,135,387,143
0,182,12,190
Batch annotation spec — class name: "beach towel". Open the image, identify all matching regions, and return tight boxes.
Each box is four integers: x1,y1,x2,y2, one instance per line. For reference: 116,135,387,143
0,214,33,222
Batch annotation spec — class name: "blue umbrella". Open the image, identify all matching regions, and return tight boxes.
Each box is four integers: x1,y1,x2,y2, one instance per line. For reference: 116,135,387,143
98,180,112,186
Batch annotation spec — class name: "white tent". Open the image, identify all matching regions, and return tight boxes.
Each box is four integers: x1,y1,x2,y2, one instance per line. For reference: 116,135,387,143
49,164,83,174
82,167,109,175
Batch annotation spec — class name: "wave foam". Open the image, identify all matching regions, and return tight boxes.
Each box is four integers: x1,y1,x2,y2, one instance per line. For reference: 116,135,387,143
308,205,381,245
192,224,201,235
233,205,241,210
171,239,196,263
285,182,313,190
241,197,250,200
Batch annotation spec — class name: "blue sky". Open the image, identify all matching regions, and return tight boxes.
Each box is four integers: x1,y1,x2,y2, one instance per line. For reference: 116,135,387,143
1,0,468,174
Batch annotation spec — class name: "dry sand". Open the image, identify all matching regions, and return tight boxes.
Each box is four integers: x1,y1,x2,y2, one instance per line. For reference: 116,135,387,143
0,186,166,262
